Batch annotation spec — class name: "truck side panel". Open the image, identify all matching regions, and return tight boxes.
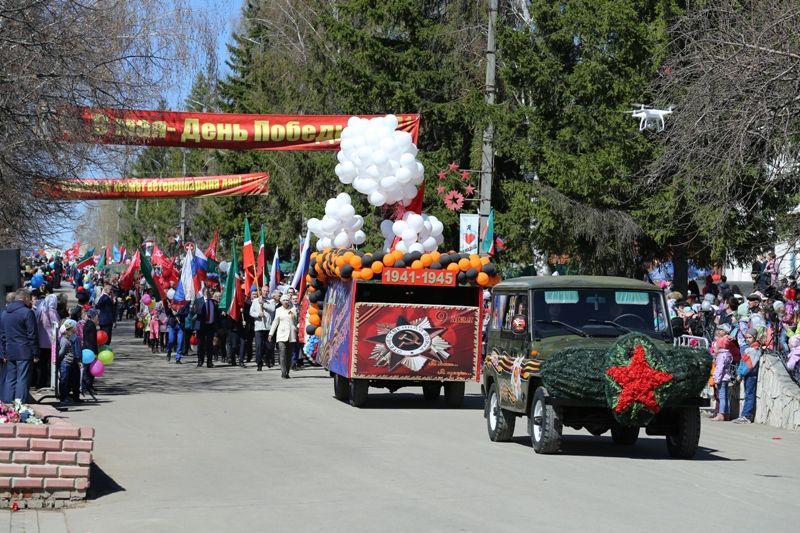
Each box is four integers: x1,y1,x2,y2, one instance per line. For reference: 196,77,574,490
351,302,480,381
318,279,355,377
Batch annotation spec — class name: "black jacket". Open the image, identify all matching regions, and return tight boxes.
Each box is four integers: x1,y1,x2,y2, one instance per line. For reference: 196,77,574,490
193,297,219,329
1,301,37,361
95,293,115,327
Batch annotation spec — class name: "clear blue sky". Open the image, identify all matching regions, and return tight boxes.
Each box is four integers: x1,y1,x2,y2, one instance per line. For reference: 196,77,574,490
59,0,243,248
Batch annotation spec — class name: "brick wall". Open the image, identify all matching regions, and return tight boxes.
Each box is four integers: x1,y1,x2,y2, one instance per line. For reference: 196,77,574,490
0,406,93,509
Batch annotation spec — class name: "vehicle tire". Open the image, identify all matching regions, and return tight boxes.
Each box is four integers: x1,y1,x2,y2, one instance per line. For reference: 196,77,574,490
610,424,640,445
666,406,701,459
528,387,562,454
349,379,369,408
444,381,465,408
422,382,441,401
333,373,350,402
486,383,516,442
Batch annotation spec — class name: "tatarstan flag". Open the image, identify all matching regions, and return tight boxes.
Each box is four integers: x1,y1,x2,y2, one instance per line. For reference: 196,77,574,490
220,242,243,321
139,251,162,302
76,248,96,269
256,224,266,289
96,247,107,270
242,218,256,290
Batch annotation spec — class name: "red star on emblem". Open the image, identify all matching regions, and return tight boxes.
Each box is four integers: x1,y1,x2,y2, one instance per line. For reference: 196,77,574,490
605,345,673,414
447,162,459,172
437,170,447,180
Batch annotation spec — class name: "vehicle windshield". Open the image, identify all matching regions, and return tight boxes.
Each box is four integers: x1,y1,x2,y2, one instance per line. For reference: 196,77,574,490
532,289,670,339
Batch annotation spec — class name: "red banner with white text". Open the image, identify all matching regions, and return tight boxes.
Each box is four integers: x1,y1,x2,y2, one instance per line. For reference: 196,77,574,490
75,108,420,151
44,172,269,200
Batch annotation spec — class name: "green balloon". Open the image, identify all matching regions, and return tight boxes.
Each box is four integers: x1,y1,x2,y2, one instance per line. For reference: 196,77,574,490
98,349,114,365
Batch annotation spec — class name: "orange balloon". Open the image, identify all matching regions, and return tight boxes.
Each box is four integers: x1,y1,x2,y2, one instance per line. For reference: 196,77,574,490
309,314,321,326
372,261,384,274
310,304,319,311
477,272,489,286
421,254,433,268
411,260,423,269
470,257,482,270
315,327,322,337
360,268,374,280
480,256,490,265
458,258,471,271
383,255,396,267
430,251,441,262
447,262,460,272
343,251,354,262
309,306,319,315
335,256,346,268
350,256,363,269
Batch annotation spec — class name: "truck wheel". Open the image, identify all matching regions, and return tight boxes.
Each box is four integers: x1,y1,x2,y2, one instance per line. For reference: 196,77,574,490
529,387,562,454
486,383,516,442
610,424,640,445
422,382,441,401
444,381,465,408
349,379,369,408
333,373,350,402
666,406,701,459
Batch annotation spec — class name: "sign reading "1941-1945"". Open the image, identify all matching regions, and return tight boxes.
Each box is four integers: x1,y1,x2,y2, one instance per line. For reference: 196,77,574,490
381,267,456,287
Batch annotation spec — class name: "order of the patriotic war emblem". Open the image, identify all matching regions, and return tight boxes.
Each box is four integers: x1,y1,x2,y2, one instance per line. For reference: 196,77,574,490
367,316,451,372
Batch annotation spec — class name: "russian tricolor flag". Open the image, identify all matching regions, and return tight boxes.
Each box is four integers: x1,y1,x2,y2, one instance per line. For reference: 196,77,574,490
291,228,312,297
191,246,209,290
268,249,280,294
173,249,196,304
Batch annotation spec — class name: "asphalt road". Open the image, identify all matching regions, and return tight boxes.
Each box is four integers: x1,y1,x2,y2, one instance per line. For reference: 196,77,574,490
7,317,800,532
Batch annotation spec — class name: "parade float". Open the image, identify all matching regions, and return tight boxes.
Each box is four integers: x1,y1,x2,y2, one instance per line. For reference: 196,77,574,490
302,115,500,408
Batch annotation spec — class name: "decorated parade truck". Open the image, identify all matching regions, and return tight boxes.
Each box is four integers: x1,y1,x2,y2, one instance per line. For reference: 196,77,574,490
482,276,711,458
305,248,498,408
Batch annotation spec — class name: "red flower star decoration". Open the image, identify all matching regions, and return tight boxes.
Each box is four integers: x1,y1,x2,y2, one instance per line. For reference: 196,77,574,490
448,161,459,172
436,185,446,195
443,190,465,211
605,344,673,414
460,170,471,181
464,184,476,196
437,170,447,180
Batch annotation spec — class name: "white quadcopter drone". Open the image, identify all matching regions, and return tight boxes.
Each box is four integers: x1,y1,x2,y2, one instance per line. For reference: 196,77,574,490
628,104,673,132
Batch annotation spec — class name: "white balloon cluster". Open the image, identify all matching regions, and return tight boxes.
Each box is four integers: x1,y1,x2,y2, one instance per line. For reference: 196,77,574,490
380,212,444,254
308,193,367,251
334,115,424,207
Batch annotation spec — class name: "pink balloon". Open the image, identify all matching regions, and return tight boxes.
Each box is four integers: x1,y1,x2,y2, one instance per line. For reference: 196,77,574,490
141,294,152,305
89,360,105,377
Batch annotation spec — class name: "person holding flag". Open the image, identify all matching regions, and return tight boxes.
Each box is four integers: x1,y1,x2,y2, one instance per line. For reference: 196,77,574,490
219,242,246,367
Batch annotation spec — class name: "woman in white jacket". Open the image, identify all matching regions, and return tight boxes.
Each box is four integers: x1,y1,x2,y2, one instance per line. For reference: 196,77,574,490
269,295,297,378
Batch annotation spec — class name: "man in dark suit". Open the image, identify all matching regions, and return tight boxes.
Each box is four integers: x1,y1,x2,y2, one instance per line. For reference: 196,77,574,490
194,287,218,368
95,285,115,344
